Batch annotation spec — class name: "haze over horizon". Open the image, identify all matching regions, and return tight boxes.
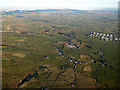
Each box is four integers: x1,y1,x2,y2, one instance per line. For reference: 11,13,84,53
0,0,119,10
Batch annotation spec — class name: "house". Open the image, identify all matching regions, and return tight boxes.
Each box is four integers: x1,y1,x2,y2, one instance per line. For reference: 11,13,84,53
90,34,92,36
95,35,98,37
16,42,20,45
100,33,103,36
97,32,99,35
90,60,94,62
101,36,105,40
66,44,76,49
44,56,49,59
104,38,109,41
85,62,88,64
107,34,109,37
103,34,106,36
62,56,64,58
70,83,75,87
97,51,101,54
109,38,113,41
70,60,73,62
75,61,78,64
93,32,96,35
57,52,62,56
115,38,118,41
110,34,113,38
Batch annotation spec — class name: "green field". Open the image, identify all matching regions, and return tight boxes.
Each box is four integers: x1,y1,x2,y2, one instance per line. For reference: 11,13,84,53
2,9,119,88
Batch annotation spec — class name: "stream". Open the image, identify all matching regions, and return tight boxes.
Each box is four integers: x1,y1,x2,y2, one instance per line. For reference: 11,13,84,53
18,71,38,88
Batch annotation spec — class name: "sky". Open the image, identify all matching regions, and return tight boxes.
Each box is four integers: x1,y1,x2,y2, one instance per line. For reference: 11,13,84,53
0,0,119,10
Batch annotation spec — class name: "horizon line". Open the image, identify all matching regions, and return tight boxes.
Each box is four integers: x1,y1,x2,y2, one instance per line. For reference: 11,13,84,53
1,7,118,11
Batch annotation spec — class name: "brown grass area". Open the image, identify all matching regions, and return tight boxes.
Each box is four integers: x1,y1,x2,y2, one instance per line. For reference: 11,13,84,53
0,31,11,32
2,58,11,61
42,80,68,87
78,54,90,61
76,73,96,88
80,54,87,58
1,26,13,32
17,39,25,42
7,26,11,31
0,46,7,48
60,68,74,83
2,51,12,56
12,53,26,58
83,65,91,71
69,55,76,59
58,42,65,44
71,39,76,43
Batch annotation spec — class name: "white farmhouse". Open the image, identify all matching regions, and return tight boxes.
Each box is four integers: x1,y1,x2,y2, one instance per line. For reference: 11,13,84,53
115,38,118,41
100,33,103,36
107,34,109,37
103,34,106,36
110,34,113,38
97,32,99,35
101,36,105,40
93,32,96,35
109,38,113,41
105,38,109,41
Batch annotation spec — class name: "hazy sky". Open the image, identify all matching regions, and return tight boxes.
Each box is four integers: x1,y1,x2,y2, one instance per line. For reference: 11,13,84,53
1,0,119,10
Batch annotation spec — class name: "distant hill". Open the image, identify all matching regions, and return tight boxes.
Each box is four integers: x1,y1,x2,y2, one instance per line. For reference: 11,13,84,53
2,8,118,14
93,8,118,12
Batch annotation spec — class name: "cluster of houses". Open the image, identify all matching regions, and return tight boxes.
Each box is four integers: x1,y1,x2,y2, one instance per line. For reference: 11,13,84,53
65,39,83,49
65,44,77,49
53,40,113,69
67,57,94,68
97,51,103,55
89,32,120,41
54,47,65,58
52,43,114,87
67,54,113,69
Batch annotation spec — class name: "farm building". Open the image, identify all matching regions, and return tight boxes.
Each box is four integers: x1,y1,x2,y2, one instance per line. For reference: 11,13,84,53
66,44,76,49
100,33,103,36
115,38,118,41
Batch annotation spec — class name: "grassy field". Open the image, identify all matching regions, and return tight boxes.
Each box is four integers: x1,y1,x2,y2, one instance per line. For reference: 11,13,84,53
2,10,119,88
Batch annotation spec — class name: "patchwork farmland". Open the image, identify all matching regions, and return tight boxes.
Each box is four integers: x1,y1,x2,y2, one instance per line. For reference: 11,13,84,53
1,9,119,88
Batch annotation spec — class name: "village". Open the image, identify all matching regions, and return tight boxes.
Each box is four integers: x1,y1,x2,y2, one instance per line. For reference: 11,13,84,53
51,38,114,87
89,32,120,41
2,28,115,88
